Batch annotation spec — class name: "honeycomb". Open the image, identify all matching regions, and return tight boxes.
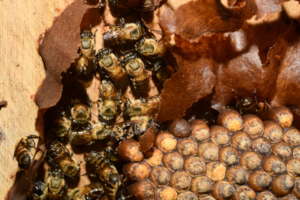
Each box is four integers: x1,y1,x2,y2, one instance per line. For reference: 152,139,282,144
121,107,300,200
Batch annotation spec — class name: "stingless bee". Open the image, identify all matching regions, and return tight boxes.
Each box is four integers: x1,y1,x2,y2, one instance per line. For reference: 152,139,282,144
96,49,129,91
125,95,160,135
150,59,174,90
92,121,113,141
233,95,269,115
111,122,135,141
84,147,119,170
99,79,121,100
84,150,122,200
45,169,66,199
80,30,96,59
14,135,40,170
121,52,150,98
108,0,160,14
98,99,121,125
71,55,96,87
101,165,123,200
98,79,125,125
103,21,144,48
70,102,91,126
130,115,157,136
135,37,166,58
51,111,72,139
69,122,94,146
47,141,80,178
67,183,105,200
70,122,112,146
125,95,160,117
31,169,66,200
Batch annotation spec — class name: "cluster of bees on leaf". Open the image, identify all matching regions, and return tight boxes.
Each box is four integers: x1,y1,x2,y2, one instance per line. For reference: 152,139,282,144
14,1,175,200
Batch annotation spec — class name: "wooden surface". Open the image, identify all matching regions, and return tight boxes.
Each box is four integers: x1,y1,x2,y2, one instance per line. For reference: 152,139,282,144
0,1,73,199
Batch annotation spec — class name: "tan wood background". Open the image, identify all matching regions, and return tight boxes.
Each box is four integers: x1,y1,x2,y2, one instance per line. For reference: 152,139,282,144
0,1,74,199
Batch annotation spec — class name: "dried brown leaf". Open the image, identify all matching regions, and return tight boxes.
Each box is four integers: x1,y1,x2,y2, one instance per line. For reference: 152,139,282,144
159,0,257,61
158,4,176,35
272,34,300,107
35,1,99,109
158,56,216,121
158,0,290,115
212,38,286,110
159,0,255,40
244,21,289,62
174,0,245,40
174,33,236,62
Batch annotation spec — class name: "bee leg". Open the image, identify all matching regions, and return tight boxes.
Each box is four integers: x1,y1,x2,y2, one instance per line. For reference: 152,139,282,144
32,147,45,161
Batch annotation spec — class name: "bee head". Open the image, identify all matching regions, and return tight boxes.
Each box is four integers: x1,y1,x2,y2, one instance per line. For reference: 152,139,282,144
61,160,80,178
71,103,91,124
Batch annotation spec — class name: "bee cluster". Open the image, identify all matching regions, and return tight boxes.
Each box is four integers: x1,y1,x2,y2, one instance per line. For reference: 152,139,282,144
119,106,300,200
13,1,173,200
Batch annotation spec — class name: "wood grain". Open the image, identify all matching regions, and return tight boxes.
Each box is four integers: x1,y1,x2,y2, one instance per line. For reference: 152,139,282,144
0,1,73,199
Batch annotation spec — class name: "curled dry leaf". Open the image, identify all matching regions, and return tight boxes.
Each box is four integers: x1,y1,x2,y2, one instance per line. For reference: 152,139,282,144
157,0,251,121
173,0,248,41
158,56,216,121
211,40,285,110
174,33,236,62
36,1,100,109
157,0,254,121
272,33,300,108
161,0,256,38
244,20,289,62
157,0,296,120
211,21,290,110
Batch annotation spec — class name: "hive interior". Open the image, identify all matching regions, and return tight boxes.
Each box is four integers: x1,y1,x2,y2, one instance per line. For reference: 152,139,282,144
8,0,300,200
123,107,300,200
